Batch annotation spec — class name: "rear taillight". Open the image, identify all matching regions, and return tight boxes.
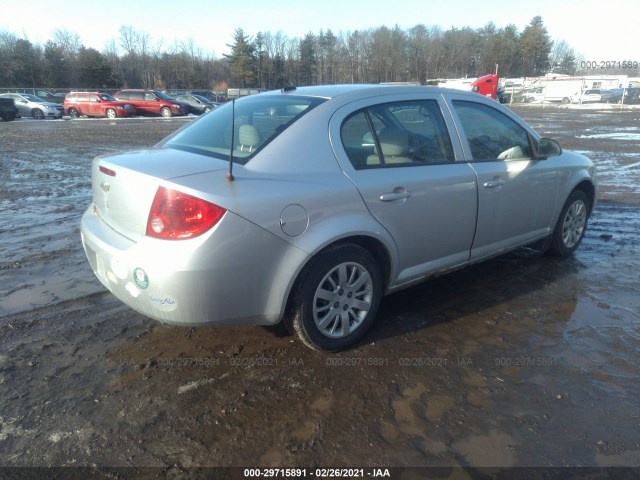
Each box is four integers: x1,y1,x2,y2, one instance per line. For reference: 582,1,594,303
99,165,116,177
146,187,226,240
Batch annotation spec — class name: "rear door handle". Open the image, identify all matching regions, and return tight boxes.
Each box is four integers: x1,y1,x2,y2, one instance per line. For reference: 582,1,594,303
483,177,505,188
380,189,412,202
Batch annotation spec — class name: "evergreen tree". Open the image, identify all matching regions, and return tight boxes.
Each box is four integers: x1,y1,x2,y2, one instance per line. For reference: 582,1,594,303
518,16,553,76
299,32,317,85
43,41,70,87
77,47,113,88
224,28,256,87
11,39,42,86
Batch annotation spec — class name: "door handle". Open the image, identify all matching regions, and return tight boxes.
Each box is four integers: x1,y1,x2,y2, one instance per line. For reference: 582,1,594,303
380,190,412,202
483,177,505,188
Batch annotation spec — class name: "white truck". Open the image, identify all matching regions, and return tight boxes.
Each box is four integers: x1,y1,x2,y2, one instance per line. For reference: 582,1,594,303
536,79,584,103
534,75,627,103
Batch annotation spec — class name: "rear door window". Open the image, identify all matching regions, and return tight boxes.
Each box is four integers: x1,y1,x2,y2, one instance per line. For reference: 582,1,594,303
341,100,455,169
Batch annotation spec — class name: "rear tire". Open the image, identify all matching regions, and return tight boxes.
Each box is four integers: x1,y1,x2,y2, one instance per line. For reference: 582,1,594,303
285,244,382,351
550,190,589,257
68,108,79,118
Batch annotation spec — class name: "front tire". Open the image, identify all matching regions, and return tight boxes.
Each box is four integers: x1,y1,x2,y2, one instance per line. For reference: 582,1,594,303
286,244,383,351
550,190,589,257
32,108,45,119
160,106,172,117
106,108,117,119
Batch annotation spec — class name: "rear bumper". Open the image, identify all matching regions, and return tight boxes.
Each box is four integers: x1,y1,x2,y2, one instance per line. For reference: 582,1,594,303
80,204,307,327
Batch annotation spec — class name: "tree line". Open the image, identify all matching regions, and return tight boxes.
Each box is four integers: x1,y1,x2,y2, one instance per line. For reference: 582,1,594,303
1,17,630,92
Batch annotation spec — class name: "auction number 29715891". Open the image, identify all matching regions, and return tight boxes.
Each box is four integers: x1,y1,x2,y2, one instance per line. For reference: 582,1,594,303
580,60,639,69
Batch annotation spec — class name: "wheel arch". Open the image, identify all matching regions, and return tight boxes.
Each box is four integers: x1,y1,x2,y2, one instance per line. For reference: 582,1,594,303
573,179,596,216
321,235,392,291
283,234,393,316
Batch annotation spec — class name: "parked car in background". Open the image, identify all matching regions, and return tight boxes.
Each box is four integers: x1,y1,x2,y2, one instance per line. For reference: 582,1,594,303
600,88,624,104
48,92,68,103
0,96,19,121
81,85,597,352
622,87,640,104
64,92,135,118
0,88,62,103
0,93,64,119
172,94,218,115
571,89,602,104
522,87,545,103
585,87,640,105
114,89,188,117
189,90,226,102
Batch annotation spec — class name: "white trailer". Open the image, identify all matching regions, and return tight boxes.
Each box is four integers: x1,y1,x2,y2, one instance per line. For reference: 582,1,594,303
536,78,585,103
534,75,628,103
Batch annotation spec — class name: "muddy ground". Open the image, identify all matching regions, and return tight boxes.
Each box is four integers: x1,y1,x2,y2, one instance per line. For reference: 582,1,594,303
0,106,639,475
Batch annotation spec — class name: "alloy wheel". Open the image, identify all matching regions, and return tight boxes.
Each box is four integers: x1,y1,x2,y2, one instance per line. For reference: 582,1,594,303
561,199,587,249
312,261,373,338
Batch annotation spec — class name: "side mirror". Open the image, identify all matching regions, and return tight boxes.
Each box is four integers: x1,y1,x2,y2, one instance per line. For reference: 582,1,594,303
536,138,562,159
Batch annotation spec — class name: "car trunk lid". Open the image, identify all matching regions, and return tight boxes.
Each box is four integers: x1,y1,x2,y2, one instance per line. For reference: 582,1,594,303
92,148,228,241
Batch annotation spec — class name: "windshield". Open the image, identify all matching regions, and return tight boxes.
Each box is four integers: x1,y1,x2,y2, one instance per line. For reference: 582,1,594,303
23,94,44,102
192,94,212,103
160,94,326,164
155,91,176,101
100,93,117,101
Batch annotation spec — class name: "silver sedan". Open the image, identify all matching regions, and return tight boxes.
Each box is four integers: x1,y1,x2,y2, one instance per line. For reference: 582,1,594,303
0,93,64,119
80,85,597,351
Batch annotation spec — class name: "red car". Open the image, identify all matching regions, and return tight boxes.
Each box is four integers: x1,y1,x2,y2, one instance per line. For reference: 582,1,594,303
64,92,135,119
113,89,188,117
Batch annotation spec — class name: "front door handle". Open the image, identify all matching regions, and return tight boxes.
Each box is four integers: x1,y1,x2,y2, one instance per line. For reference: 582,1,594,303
380,189,412,202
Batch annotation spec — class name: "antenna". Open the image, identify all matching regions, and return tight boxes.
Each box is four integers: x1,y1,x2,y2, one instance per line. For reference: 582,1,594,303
226,99,235,182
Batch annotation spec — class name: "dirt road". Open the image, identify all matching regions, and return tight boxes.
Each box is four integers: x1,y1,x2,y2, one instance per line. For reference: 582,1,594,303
1,108,639,473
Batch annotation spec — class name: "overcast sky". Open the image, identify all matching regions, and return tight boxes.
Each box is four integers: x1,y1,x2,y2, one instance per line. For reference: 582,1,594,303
2,0,638,61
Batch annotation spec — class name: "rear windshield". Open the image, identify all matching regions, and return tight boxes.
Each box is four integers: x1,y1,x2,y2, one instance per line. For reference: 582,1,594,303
160,94,326,164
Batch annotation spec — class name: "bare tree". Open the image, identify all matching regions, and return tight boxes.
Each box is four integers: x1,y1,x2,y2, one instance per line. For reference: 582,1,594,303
550,40,577,75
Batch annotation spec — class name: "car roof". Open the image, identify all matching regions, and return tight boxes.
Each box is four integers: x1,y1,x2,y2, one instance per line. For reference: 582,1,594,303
260,84,480,101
